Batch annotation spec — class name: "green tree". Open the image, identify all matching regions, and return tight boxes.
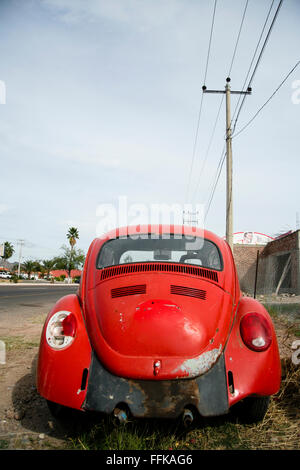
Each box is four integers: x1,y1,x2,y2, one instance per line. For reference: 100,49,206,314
32,260,43,279
41,259,56,279
22,260,37,279
54,245,85,280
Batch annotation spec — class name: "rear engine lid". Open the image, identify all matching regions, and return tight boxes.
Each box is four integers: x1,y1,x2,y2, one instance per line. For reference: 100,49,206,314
85,273,234,379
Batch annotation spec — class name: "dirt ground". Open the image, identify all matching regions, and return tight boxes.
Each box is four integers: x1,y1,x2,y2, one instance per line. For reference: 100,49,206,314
0,294,299,450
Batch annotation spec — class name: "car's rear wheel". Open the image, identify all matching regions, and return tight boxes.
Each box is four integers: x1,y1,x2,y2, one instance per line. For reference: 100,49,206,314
234,396,270,423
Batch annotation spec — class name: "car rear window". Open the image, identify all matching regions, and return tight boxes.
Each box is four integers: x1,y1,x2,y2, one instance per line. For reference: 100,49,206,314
97,234,223,271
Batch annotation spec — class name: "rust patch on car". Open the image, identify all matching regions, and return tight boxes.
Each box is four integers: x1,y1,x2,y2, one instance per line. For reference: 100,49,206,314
126,378,200,418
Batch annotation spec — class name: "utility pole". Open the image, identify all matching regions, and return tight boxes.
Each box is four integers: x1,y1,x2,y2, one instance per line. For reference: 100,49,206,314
17,239,25,277
202,78,251,251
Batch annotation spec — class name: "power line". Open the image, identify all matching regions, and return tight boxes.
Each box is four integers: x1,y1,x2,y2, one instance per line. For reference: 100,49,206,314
247,0,283,88
204,57,295,222
204,0,284,222
227,0,249,77
204,145,226,220
230,0,276,128
185,0,218,204
191,94,224,203
232,60,300,139
232,0,283,134
192,0,249,204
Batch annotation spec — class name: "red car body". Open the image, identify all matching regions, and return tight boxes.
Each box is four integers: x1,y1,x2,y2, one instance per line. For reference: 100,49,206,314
37,225,281,422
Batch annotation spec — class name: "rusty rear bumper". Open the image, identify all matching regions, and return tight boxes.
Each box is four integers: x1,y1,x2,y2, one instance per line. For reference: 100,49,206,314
83,351,229,418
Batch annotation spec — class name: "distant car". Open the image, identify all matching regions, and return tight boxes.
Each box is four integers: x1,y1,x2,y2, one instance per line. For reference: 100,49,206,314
37,225,281,425
0,271,11,279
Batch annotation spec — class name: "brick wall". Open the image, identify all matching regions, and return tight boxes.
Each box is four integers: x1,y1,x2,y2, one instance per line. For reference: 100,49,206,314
232,245,265,295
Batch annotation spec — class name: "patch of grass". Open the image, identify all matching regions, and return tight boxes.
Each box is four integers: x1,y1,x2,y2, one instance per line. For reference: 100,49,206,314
0,335,39,351
264,303,300,319
68,414,250,451
69,417,183,451
237,361,300,450
29,313,48,325
183,420,248,450
264,303,300,337
0,439,9,449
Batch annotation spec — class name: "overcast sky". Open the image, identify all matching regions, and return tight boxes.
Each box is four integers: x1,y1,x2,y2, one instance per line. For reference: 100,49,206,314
0,0,299,262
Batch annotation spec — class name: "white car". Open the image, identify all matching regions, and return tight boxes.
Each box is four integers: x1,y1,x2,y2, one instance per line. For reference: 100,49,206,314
0,271,12,279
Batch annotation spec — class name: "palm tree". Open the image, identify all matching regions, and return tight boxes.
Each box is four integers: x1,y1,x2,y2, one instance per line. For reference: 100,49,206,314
41,259,56,279
1,242,15,269
22,260,36,279
66,227,79,251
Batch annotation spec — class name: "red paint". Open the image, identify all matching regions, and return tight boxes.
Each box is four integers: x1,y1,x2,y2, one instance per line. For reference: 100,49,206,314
36,294,91,409
37,225,281,413
224,296,281,406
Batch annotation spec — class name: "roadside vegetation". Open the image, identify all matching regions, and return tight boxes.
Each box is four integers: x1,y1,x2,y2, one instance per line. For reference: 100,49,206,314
265,303,300,337
0,335,40,351
0,227,85,283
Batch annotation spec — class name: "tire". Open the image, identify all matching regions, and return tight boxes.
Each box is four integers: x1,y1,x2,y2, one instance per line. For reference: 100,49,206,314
235,396,270,424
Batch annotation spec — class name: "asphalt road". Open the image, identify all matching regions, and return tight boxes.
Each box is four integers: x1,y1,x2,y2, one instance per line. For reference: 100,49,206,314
0,284,79,322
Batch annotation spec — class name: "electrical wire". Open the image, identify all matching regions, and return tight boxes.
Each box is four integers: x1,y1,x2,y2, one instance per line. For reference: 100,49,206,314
184,0,218,204
191,0,249,204
232,0,283,135
204,56,294,223
204,145,226,220
227,0,249,77
191,95,224,203
205,0,284,222
232,60,300,139
230,0,275,130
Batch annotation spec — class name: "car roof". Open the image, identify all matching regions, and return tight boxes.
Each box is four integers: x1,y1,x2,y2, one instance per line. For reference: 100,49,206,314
94,225,226,248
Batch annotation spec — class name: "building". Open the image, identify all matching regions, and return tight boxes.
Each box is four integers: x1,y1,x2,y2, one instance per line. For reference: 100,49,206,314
232,231,299,296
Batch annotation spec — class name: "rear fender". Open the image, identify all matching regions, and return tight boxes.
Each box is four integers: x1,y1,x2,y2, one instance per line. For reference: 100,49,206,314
224,296,281,407
37,294,92,410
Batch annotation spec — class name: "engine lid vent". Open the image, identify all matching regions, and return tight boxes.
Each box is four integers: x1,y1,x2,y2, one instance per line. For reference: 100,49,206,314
111,284,146,298
100,263,219,283
170,285,207,300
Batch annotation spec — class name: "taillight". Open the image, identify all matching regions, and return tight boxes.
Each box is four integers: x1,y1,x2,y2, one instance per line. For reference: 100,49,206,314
62,313,76,337
46,311,77,350
240,312,272,352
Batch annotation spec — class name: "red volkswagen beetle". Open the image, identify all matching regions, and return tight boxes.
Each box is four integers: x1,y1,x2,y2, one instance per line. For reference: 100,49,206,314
37,225,281,424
